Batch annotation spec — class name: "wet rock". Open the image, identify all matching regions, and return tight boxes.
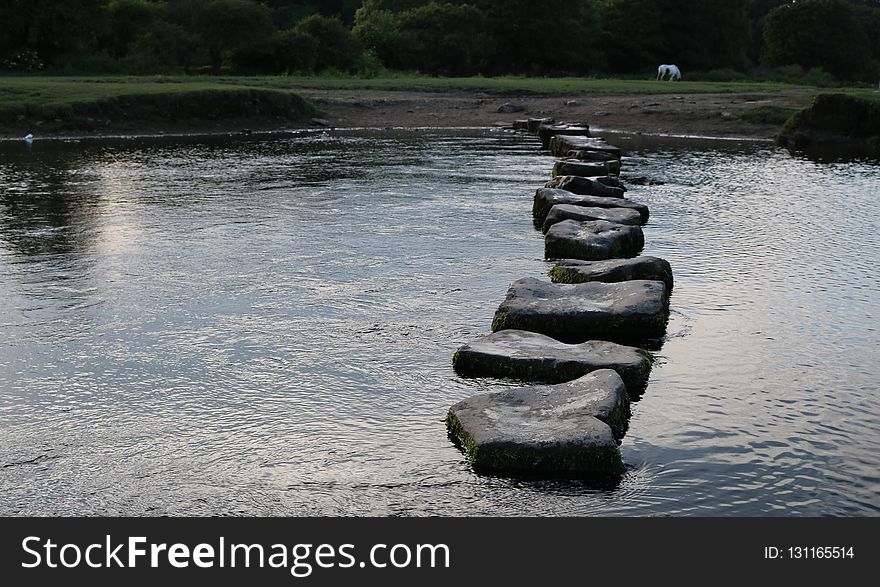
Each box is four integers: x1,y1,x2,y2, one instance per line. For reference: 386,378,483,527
550,135,621,159
565,99,582,107
310,117,332,127
592,176,626,189
550,256,674,291
527,117,554,133
512,119,529,131
552,159,621,178
545,219,644,261
452,329,653,392
537,124,591,149
533,188,649,225
566,149,619,162
545,175,626,198
543,204,643,232
491,278,670,344
446,369,629,478
498,102,526,113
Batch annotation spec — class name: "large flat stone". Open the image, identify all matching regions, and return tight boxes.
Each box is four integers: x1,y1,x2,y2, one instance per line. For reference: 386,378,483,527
452,329,653,392
550,256,674,291
545,219,645,261
543,204,643,232
567,150,620,162
537,124,592,149
553,159,621,178
545,175,626,198
534,188,649,225
446,369,629,477
491,278,670,344
550,135,621,158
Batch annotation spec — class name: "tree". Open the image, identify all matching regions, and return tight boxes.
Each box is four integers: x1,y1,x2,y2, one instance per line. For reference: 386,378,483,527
0,0,106,64
597,0,664,73
294,14,364,72
189,0,276,74
277,27,319,73
762,0,873,80
100,0,164,59
395,2,493,74
477,0,599,74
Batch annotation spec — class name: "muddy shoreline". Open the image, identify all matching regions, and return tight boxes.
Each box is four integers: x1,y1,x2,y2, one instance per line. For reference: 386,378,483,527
2,87,816,142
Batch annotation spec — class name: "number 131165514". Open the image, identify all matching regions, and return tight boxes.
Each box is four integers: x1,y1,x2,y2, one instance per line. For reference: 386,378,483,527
764,546,855,559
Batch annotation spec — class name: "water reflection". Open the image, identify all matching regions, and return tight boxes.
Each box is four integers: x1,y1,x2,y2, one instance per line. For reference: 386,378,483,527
0,129,877,516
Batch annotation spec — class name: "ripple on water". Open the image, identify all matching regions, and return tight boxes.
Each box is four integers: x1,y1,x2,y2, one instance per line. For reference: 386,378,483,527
0,130,878,516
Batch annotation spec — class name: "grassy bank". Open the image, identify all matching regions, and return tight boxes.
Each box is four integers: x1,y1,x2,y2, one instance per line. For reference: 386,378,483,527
0,77,320,135
0,74,830,113
2,74,877,138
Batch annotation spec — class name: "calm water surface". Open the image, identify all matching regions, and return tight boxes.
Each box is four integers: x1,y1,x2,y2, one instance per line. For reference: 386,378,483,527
0,129,877,516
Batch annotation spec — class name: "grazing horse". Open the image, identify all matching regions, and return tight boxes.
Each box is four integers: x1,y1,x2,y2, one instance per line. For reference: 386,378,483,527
657,64,681,81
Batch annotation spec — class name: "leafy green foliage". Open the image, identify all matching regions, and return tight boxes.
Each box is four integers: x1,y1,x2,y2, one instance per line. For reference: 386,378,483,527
762,0,873,81
0,0,878,81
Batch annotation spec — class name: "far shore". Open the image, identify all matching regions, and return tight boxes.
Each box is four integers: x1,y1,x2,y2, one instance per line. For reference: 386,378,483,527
4,76,876,142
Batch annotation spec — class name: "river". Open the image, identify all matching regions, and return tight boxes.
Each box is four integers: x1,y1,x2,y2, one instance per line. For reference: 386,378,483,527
1,129,877,515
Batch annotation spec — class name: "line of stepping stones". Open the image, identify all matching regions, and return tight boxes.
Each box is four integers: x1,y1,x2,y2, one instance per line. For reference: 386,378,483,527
446,119,673,480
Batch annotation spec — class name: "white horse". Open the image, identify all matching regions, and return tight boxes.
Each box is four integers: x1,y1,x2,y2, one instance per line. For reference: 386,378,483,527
657,64,681,81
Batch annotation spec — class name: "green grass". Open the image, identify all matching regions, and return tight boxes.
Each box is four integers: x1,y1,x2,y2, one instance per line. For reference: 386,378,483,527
0,76,271,111
216,73,804,94
737,105,799,125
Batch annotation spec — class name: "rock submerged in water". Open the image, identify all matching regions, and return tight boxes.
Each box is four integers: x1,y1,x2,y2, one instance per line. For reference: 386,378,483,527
446,369,629,478
550,256,674,291
553,159,621,178
491,278,670,344
533,188,650,225
543,204,643,232
452,329,653,392
545,219,645,261
545,175,626,198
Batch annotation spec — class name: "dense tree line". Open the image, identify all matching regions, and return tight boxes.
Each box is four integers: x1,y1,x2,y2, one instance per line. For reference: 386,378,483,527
1,0,878,82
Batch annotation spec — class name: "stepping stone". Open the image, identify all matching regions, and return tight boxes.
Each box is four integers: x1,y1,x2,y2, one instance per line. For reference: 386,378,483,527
538,124,592,149
534,188,649,225
543,204,643,232
550,135,621,159
567,150,620,162
553,159,621,178
491,278,669,344
545,219,644,261
527,117,554,133
550,256,674,291
452,329,653,392
545,175,626,198
446,369,629,478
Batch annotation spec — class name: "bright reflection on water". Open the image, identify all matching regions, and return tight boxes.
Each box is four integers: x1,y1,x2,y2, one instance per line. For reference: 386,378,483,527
0,130,877,516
